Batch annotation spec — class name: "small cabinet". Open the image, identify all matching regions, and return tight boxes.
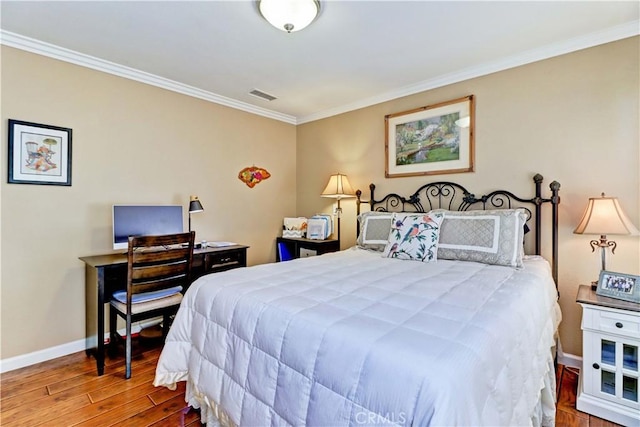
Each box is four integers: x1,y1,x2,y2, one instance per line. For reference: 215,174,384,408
275,237,339,262
576,285,640,426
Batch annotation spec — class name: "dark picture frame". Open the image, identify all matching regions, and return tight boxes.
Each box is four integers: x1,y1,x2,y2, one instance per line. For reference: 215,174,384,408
385,95,475,178
8,119,72,186
596,270,640,303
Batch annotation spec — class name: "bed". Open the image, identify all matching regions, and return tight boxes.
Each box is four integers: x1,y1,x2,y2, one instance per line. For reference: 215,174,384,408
154,173,562,426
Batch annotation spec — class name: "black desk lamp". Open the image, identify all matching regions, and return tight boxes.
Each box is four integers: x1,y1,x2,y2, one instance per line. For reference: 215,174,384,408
188,196,204,233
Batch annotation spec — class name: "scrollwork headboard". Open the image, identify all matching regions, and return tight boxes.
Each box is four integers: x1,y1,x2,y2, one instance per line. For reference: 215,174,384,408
356,173,561,285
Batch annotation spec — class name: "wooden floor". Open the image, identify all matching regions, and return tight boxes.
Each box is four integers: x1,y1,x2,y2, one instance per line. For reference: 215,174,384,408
0,340,623,426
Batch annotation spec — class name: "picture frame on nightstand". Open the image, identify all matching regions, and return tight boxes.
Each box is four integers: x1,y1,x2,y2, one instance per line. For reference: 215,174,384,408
596,270,640,303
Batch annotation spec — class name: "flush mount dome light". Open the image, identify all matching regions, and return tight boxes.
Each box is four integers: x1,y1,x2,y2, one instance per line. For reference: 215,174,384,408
259,0,320,33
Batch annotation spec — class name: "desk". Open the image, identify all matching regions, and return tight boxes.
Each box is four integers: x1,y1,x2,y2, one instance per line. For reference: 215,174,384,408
79,244,248,375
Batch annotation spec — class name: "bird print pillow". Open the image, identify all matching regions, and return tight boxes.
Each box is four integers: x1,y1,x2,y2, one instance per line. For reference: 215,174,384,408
382,211,444,262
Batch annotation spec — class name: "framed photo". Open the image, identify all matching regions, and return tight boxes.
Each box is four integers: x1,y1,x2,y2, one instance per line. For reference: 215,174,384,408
8,119,72,186
385,95,474,178
596,270,640,303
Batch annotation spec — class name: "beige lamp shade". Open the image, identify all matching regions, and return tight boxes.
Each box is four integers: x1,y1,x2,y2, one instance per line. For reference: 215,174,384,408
321,174,356,199
574,194,639,236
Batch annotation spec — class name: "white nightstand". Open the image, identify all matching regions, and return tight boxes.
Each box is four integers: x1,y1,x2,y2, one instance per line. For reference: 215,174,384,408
576,285,640,426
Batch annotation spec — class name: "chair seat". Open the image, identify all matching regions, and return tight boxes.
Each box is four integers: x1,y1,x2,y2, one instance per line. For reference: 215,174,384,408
111,292,183,315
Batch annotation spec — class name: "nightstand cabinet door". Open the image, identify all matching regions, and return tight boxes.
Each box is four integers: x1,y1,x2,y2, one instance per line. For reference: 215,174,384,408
583,329,639,407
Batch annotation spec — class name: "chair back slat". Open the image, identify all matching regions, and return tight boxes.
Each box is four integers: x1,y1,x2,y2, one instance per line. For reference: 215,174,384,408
131,261,188,283
131,276,188,295
126,232,195,300
133,247,192,264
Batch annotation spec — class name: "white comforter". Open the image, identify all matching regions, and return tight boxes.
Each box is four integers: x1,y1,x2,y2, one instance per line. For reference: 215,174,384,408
154,248,561,426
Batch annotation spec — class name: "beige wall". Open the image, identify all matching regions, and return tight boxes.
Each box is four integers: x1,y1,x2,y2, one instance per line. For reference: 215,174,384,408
0,46,297,359
296,37,640,357
2,37,638,363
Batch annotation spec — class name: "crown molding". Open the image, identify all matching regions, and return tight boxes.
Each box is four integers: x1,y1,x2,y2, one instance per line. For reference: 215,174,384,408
297,20,640,124
2,20,638,126
0,30,298,125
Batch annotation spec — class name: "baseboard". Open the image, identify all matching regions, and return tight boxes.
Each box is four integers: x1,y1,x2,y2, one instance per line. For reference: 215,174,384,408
558,349,582,369
0,318,162,373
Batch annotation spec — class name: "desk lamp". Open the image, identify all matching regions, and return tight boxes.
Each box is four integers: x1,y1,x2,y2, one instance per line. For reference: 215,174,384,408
321,173,356,242
574,193,639,274
188,196,204,233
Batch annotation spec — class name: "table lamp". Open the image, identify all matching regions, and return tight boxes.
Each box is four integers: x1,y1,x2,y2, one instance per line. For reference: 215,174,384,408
188,195,204,233
321,173,356,242
573,193,639,273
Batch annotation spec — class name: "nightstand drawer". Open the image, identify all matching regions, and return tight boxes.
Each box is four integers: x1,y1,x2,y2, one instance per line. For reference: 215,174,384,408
583,307,640,339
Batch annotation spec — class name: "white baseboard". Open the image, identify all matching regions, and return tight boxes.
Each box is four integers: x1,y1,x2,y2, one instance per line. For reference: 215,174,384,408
0,318,162,374
557,338,582,369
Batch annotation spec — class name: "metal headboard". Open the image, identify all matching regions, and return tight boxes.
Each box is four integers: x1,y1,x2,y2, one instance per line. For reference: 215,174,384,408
356,173,561,286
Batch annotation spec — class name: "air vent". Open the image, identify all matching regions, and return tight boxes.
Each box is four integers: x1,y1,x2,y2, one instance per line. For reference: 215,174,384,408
249,89,277,101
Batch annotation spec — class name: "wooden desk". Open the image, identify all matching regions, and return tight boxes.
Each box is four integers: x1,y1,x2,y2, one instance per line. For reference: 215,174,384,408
79,244,248,375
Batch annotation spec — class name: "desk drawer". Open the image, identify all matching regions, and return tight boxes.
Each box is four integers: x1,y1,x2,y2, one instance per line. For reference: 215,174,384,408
207,251,243,268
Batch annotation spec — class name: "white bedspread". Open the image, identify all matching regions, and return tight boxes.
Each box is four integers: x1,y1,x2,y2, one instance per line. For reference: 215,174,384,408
154,248,561,426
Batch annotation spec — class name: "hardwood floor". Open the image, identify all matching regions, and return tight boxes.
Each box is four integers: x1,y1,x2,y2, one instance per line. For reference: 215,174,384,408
0,340,623,426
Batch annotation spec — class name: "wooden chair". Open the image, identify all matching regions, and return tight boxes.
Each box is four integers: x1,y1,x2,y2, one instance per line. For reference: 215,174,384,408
109,231,195,379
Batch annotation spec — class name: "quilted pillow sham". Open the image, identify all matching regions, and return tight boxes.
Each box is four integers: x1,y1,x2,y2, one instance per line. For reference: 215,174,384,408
356,211,394,252
382,211,444,262
436,209,527,267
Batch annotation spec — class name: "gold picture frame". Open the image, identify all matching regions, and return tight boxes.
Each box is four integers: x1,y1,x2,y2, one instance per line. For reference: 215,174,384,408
385,95,474,178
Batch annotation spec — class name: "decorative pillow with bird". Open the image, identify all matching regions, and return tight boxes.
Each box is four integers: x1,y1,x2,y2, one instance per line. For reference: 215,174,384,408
382,211,444,262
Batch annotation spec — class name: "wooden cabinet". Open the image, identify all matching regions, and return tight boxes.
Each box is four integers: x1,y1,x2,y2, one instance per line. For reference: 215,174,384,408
576,285,640,426
275,237,339,262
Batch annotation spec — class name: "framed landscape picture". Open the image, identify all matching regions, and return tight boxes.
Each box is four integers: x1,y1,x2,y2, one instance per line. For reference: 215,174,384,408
596,270,640,303
385,95,474,178
8,119,72,186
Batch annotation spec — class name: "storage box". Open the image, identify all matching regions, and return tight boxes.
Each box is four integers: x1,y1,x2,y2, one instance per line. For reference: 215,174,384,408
283,217,307,238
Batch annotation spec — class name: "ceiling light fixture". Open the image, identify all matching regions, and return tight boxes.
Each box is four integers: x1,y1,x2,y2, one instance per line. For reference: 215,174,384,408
258,0,320,33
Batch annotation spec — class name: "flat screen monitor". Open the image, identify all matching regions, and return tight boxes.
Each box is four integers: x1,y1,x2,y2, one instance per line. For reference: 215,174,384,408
112,205,183,251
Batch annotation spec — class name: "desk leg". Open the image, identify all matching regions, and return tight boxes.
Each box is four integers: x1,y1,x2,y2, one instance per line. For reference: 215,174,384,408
84,265,105,376
96,268,105,375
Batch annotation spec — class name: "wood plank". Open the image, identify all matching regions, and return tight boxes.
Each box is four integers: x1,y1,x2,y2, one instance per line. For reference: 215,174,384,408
557,366,590,420
48,383,159,426
557,408,590,427
69,395,155,427
116,394,190,427
148,406,203,427
147,381,186,405
589,417,625,427
0,386,50,412
1,393,91,427
87,362,158,403
0,351,88,383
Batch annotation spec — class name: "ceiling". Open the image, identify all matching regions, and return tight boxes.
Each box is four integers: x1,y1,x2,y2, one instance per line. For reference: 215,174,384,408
1,1,638,124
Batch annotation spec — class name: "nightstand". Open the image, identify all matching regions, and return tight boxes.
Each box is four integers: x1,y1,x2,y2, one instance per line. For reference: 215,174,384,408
576,285,640,426
275,237,339,262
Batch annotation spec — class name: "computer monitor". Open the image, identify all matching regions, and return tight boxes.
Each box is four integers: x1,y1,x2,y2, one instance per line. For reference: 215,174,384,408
112,205,183,251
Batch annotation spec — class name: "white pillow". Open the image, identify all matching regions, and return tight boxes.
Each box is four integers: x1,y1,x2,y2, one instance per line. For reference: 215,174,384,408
382,212,444,262
436,209,527,267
